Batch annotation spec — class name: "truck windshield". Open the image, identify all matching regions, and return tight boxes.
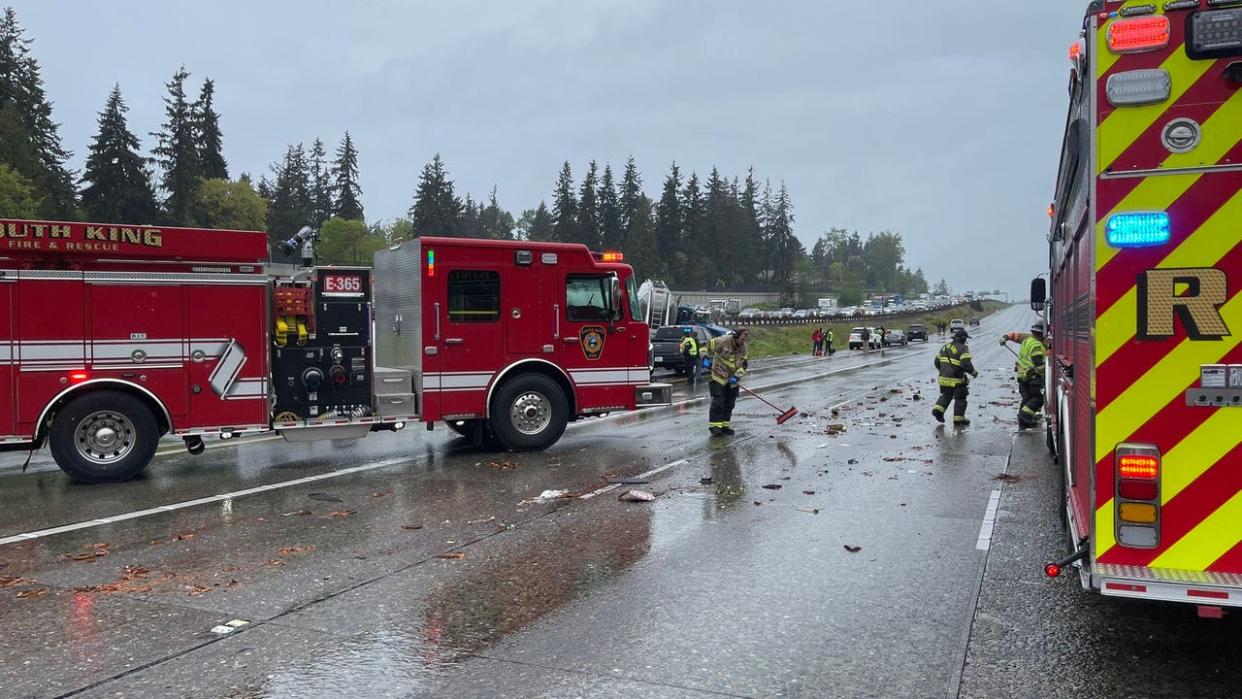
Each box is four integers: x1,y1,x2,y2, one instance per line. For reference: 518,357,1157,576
566,275,611,322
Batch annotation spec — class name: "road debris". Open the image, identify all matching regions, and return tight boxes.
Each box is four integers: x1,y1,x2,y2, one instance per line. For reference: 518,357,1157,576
761,483,783,490
64,543,110,562
803,490,816,495
15,588,47,599
0,576,33,588
328,510,356,518
437,552,466,560
619,489,656,502
307,493,343,503
796,507,821,515
485,461,522,471
173,532,195,542
825,423,847,434
699,476,714,485
467,516,497,524
993,474,1022,484
277,545,315,556
210,619,250,635
372,489,394,498
846,458,859,465
843,545,863,553
400,524,425,530
281,510,312,517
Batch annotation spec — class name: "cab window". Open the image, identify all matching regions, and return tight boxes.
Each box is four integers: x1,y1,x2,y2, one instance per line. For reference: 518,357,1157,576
626,275,640,322
566,275,611,322
447,270,500,323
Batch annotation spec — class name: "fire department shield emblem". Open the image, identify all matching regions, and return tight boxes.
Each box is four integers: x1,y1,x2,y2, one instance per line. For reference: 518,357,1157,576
579,326,606,360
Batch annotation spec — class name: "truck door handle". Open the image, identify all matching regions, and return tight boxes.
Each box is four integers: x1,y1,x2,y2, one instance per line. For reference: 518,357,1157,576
445,338,465,345
562,337,578,344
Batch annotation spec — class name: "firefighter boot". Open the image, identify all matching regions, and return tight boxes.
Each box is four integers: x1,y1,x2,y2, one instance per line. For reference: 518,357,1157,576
709,426,724,437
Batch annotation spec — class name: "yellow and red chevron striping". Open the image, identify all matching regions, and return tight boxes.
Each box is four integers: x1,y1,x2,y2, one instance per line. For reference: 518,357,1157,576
1210,540,1242,574
1095,13,1186,117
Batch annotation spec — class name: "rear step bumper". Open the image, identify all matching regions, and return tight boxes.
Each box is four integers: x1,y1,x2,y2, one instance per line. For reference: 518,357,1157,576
1095,563,1242,608
635,383,673,407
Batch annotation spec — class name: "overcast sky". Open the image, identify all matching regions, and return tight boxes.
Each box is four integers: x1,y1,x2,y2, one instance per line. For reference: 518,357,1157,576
10,1,1084,296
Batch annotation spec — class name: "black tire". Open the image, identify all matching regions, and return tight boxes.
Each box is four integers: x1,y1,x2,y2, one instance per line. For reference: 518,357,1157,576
49,390,160,484
489,373,568,451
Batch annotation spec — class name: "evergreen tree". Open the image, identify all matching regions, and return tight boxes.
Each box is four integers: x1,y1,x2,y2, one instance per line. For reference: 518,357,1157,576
479,186,513,239
598,163,622,250
409,153,461,237
193,78,227,180
0,7,76,218
459,193,480,235
527,201,554,241
678,171,704,287
266,143,313,250
620,194,659,281
152,65,202,225
653,162,682,282
308,137,333,226
333,131,364,220
767,182,801,302
702,167,743,288
551,161,577,243
79,85,158,224
0,162,37,217
575,160,600,248
739,169,764,284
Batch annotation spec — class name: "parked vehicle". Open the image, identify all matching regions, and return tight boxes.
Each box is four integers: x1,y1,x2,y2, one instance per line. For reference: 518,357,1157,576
651,325,710,373
847,327,881,350
969,318,980,327
738,308,762,321
793,309,811,319
882,329,907,347
906,324,928,342
949,319,966,332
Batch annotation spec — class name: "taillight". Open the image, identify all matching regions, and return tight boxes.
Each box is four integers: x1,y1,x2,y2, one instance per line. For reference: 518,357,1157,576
1107,16,1171,54
1115,443,1161,548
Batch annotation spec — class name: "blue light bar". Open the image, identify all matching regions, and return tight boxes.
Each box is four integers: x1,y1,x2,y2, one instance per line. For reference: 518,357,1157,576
1106,212,1170,248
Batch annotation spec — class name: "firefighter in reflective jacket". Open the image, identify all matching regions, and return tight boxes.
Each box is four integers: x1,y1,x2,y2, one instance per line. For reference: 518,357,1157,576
932,328,978,426
1001,321,1047,429
707,329,750,436
679,327,701,386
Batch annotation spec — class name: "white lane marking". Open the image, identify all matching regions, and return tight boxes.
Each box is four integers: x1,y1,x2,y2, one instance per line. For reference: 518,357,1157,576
976,490,1003,551
579,458,689,500
0,456,410,547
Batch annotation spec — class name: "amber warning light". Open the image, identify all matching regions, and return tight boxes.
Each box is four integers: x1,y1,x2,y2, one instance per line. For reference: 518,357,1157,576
601,251,624,262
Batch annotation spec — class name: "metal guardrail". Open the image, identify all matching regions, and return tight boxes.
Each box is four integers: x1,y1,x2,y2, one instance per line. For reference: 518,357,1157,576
721,302,987,326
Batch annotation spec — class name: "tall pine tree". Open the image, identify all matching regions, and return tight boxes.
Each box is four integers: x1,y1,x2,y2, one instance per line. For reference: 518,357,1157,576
575,160,600,249
152,66,202,225
479,186,513,239
617,156,660,279
653,162,682,283
598,163,622,250
79,85,158,224
0,7,76,218
678,172,704,287
333,131,364,221
266,143,312,249
308,137,333,226
551,161,577,243
528,201,553,241
409,153,461,237
193,78,227,180
739,168,764,285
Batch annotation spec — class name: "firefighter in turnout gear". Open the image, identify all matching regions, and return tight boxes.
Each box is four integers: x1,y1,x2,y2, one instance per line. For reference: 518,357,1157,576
933,328,978,426
680,326,701,386
707,329,750,436
1001,321,1047,429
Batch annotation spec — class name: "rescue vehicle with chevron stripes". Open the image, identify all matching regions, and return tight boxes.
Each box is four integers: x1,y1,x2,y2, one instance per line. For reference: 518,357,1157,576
0,220,668,483
1039,0,1242,612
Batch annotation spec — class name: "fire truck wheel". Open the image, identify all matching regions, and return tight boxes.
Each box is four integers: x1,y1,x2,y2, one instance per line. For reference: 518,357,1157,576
489,374,568,450
49,391,160,484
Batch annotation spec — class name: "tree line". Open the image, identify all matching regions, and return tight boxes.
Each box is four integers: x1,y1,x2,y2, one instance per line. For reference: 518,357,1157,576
0,6,941,301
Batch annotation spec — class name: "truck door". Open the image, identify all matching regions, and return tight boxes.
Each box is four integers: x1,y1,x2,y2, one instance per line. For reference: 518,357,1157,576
0,277,12,437
504,260,549,357
185,284,269,430
435,267,504,419
15,274,85,431
558,271,642,411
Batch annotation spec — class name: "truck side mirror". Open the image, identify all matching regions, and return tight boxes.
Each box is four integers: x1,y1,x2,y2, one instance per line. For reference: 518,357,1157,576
609,276,623,321
1030,277,1047,312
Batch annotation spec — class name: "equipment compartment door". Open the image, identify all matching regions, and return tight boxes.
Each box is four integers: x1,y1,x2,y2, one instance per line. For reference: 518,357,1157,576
185,284,269,430
0,280,12,437
436,268,504,419
558,272,639,412
88,284,189,423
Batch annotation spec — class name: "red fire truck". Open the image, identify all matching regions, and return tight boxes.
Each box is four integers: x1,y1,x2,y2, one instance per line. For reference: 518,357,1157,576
1039,0,1242,611
0,219,669,483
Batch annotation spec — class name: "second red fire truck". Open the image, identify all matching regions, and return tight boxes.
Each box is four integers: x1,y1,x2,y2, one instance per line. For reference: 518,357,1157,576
0,219,669,483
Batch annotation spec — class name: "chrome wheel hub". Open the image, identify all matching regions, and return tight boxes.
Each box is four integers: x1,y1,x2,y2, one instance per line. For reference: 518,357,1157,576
74,411,136,465
510,392,551,436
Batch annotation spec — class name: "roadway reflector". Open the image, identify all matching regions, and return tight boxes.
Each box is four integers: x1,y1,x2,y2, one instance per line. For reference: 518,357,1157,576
1106,69,1171,107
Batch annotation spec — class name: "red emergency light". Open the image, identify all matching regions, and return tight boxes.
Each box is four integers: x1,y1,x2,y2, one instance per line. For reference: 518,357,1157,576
1118,454,1159,479
69,371,89,383
1107,16,1171,54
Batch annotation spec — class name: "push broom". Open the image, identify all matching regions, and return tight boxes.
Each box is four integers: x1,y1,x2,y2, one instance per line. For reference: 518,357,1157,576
738,384,799,425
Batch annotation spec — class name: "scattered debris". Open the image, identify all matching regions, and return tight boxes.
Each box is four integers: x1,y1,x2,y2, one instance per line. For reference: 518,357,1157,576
187,584,212,596
619,489,656,502
911,393,923,401
437,552,466,560
0,576,32,588
699,476,713,485
15,588,47,599
64,543,111,562
532,489,569,502
830,408,841,417
796,507,821,515
277,545,315,556
210,619,250,635
761,483,783,490
753,501,763,506
264,559,287,567
353,554,368,560
400,524,425,531
993,473,1022,484
803,490,816,495
486,461,522,471
281,510,312,517
467,516,497,524
825,423,847,434
843,545,863,553
846,459,859,465
307,493,343,503
328,510,356,518
173,532,195,542
372,490,394,498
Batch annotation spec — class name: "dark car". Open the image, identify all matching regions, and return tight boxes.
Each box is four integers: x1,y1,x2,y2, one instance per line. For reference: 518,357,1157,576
652,325,710,372
969,318,980,327
907,323,928,342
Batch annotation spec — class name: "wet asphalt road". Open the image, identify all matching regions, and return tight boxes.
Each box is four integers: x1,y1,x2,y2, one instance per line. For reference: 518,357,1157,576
1,305,1239,699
